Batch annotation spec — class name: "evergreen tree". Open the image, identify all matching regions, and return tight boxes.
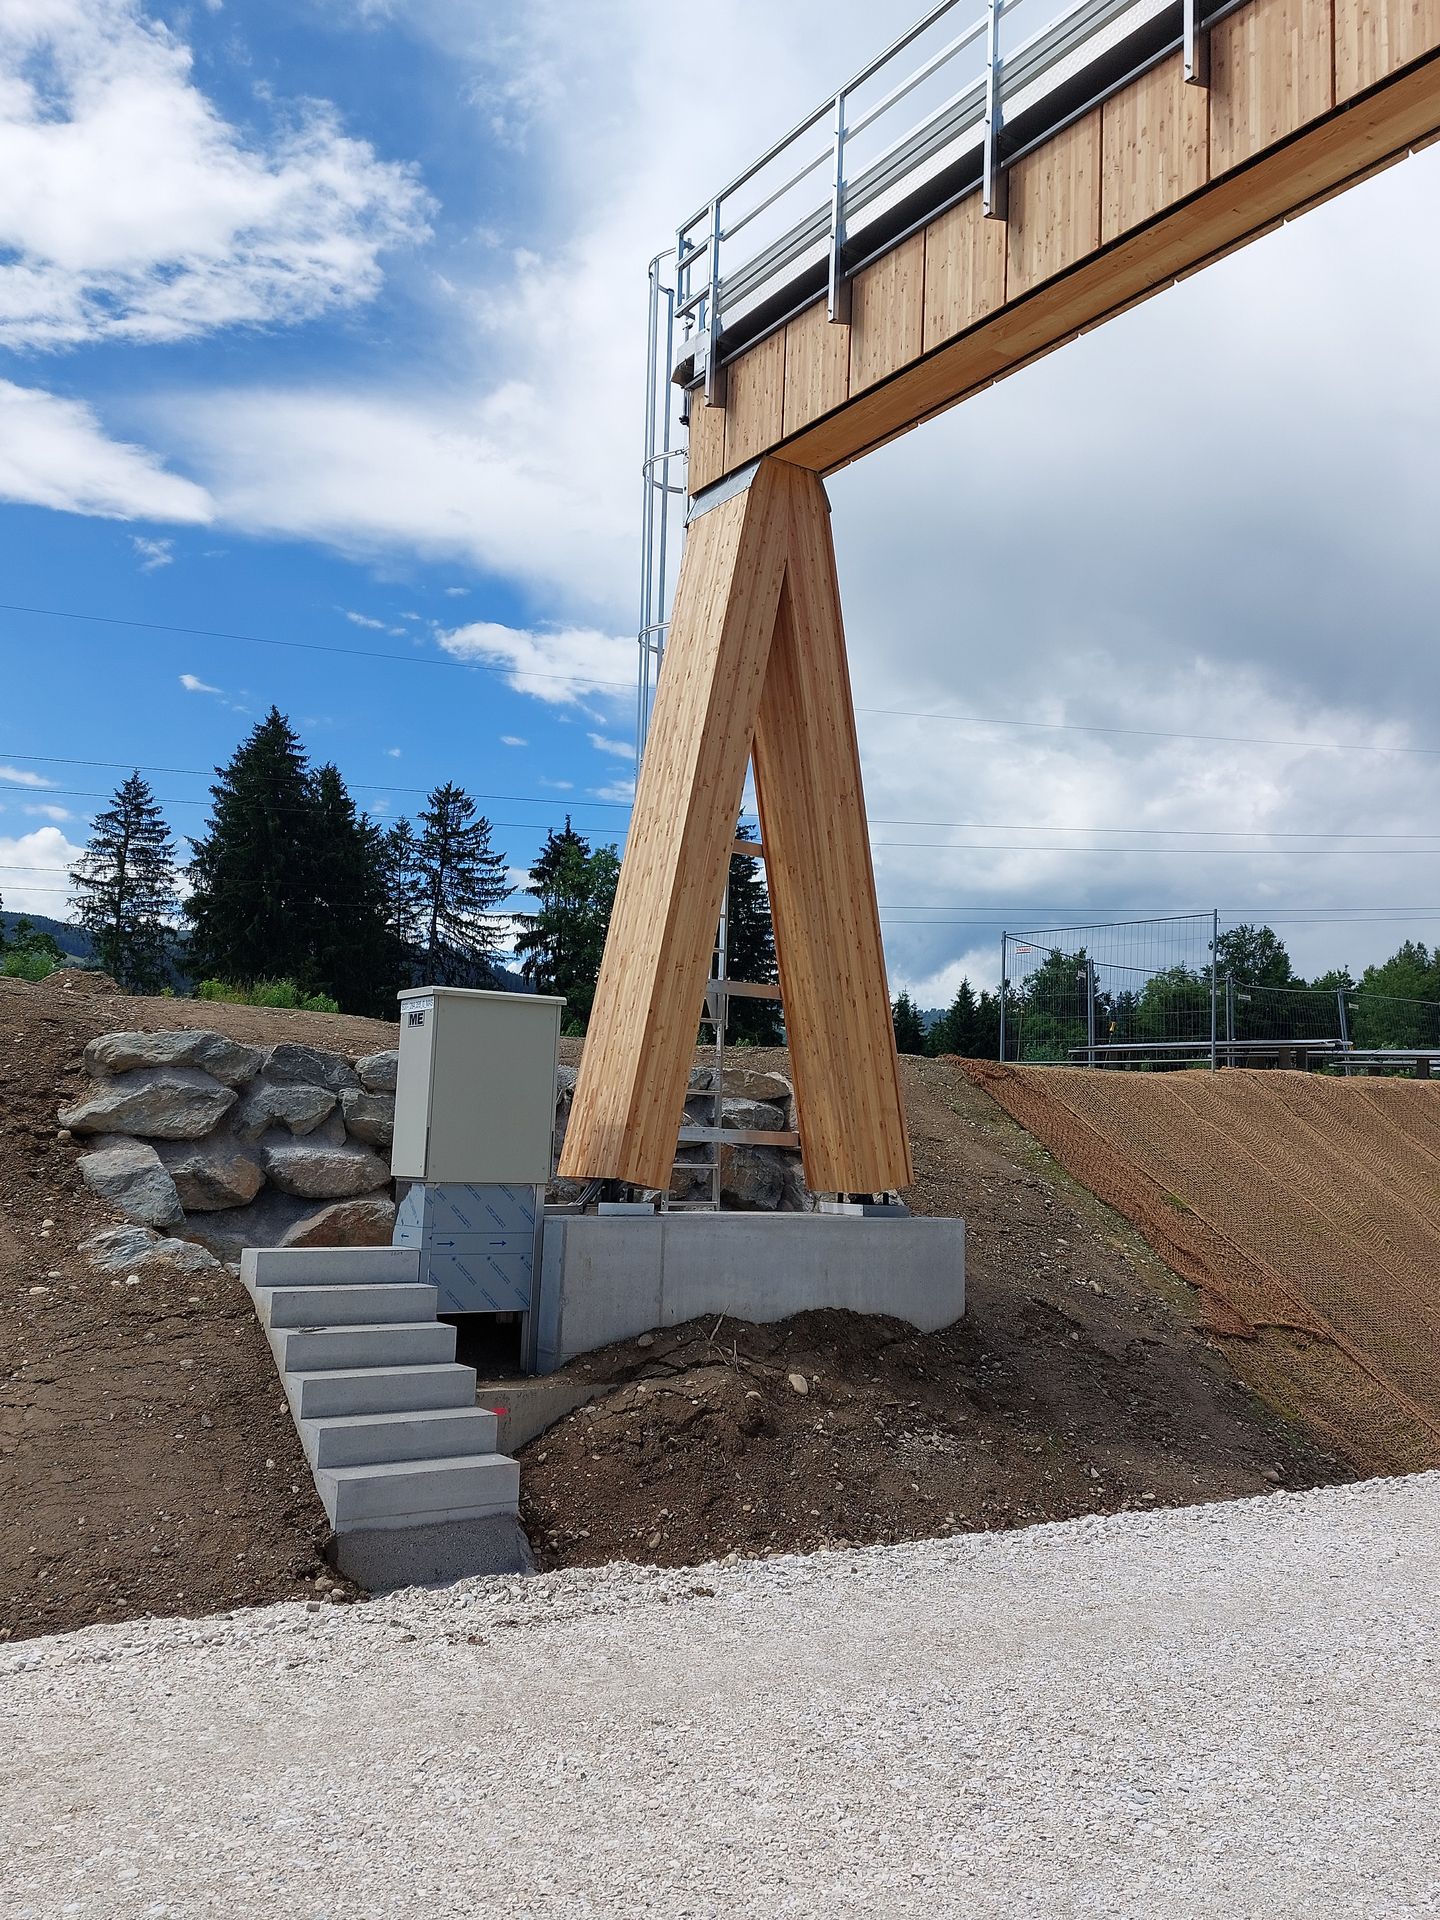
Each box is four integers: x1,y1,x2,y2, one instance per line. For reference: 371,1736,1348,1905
185,709,316,985
378,818,425,987
928,977,979,1056
513,817,620,1029
892,989,926,1054
307,765,390,1015
725,825,782,1044
417,782,510,985
69,772,179,993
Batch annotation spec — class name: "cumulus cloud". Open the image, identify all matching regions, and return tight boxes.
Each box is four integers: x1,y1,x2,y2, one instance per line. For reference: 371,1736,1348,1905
0,381,213,521
24,804,74,822
0,826,83,915
436,620,632,708
587,732,632,759
0,764,56,788
0,0,429,349
179,672,222,693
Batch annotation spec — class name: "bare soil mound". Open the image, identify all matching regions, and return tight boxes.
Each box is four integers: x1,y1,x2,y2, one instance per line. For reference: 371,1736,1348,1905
0,978,397,1640
520,1058,1345,1572
963,1063,1440,1473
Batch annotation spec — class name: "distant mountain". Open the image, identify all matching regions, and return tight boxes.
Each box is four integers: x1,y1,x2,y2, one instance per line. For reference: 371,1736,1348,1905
1,911,94,962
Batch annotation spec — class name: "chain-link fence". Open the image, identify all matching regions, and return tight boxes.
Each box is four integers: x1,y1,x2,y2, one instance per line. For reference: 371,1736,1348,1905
1000,914,1440,1071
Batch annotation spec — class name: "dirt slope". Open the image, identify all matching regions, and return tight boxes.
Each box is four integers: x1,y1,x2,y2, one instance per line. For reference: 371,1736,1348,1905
519,1057,1345,1572
1,980,1353,1633
963,1062,1440,1473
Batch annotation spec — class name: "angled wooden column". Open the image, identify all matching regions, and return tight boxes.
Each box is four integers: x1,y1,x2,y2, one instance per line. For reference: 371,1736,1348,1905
753,469,912,1193
559,459,790,1189
561,454,912,1194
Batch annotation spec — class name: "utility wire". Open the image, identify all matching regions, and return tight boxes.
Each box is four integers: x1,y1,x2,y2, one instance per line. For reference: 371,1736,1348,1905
3,602,1437,758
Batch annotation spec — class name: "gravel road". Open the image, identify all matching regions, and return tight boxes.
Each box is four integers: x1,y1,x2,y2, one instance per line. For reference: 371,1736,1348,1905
5,1475,1437,1918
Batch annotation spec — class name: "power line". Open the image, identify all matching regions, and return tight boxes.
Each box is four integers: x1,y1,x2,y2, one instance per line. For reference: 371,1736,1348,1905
4,602,1439,758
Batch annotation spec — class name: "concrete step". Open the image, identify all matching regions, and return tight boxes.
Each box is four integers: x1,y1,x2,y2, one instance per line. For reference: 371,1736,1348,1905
302,1405,500,1470
272,1320,456,1375
288,1362,477,1420
242,1246,422,1293
257,1282,438,1330
315,1452,521,1528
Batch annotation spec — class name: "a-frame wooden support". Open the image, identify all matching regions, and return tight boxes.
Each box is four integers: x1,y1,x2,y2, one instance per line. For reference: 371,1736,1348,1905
560,454,912,1196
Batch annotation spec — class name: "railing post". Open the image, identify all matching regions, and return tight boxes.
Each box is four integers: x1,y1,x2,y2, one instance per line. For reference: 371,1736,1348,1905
827,89,852,324
703,196,726,408
1184,0,1211,86
983,0,1008,220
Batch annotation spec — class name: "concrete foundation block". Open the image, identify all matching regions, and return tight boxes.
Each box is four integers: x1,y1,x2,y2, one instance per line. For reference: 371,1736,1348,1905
330,1512,534,1591
534,1211,964,1372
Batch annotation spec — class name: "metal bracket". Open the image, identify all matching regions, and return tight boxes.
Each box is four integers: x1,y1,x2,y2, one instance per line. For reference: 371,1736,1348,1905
1184,0,1210,86
982,0,1008,221
827,90,853,324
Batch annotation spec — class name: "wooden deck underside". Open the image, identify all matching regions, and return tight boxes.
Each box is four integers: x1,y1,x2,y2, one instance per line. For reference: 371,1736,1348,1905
689,0,1440,493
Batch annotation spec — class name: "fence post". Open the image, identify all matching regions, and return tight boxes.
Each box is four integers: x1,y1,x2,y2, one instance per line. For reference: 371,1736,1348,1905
1210,909,1219,1073
1086,958,1097,1066
1225,972,1235,1066
998,932,1007,1062
1336,986,1350,1050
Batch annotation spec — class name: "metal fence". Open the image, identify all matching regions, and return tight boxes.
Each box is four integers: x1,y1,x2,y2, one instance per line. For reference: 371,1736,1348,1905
999,913,1440,1071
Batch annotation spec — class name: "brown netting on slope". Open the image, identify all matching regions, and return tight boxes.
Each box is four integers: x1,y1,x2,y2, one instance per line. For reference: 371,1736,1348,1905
960,1063,1440,1475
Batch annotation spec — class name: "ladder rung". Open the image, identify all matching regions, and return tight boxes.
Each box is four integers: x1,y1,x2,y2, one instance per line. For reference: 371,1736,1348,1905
677,1126,800,1148
730,839,765,860
705,979,781,1000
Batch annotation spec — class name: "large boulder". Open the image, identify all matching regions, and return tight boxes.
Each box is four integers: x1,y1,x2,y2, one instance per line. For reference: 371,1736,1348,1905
83,1029,261,1088
720,1143,811,1212
81,1224,221,1276
279,1197,397,1248
339,1088,394,1149
263,1042,359,1094
355,1050,399,1093
76,1136,184,1229
178,1191,330,1266
156,1133,265,1211
232,1077,337,1142
58,1067,238,1140
260,1134,391,1199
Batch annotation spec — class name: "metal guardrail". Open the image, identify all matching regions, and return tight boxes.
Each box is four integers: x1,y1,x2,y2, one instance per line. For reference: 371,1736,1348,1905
673,0,1179,401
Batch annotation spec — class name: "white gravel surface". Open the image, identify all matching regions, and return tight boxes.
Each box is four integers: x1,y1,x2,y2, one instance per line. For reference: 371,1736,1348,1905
4,1474,1438,1919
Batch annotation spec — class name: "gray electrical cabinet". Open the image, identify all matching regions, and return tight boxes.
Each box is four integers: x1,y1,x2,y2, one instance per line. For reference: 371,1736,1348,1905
391,986,564,1185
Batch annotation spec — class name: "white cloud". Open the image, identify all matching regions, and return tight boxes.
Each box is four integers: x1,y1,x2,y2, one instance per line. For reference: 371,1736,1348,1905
0,0,429,349
0,764,56,788
0,826,83,915
539,777,573,790
179,671,222,693
590,777,635,806
24,804,74,822
587,731,632,759
435,620,632,708
500,734,527,748
344,610,387,629
443,586,469,597
131,533,173,568
0,381,213,521
385,746,402,758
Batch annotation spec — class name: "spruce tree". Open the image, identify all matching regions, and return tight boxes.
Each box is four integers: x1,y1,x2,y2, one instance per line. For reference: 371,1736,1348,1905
416,782,510,985
307,765,390,1015
378,818,425,988
185,708,315,986
725,825,782,1044
891,989,926,1055
70,772,179,993
928,978,979,1056
514,819,621,1029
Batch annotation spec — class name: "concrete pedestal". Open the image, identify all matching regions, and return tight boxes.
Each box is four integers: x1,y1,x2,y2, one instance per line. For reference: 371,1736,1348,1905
533,1211,964,1373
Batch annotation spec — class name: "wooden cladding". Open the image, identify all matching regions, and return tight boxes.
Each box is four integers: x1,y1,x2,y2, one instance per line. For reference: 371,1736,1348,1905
685,0,1440,495
561,458,911,1195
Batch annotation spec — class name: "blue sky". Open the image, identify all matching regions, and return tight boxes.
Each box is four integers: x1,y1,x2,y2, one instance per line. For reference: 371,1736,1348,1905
4,0,1440,996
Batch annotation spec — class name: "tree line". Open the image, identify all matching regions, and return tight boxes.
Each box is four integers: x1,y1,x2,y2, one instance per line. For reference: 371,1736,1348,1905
56,706,782,1035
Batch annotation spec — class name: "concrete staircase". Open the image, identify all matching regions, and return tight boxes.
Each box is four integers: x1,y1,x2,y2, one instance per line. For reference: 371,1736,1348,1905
240,1245,530,1589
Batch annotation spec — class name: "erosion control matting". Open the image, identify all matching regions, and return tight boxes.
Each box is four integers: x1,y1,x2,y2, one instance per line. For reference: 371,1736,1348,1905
964,1064,1440,1473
